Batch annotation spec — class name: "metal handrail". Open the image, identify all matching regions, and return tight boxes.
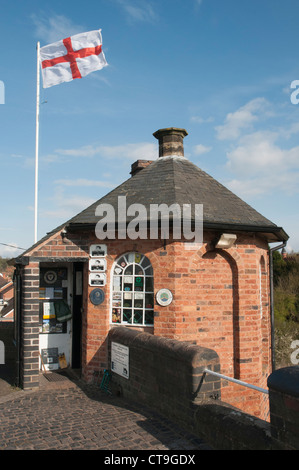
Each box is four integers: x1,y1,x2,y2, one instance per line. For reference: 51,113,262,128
203,369,269,395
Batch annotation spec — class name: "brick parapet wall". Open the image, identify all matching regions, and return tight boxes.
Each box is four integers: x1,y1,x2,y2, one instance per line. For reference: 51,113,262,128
107,328,299,450
267,366,299,450
108,327,221,427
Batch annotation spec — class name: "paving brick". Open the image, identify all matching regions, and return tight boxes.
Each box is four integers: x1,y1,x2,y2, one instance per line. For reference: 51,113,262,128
0,372,212,451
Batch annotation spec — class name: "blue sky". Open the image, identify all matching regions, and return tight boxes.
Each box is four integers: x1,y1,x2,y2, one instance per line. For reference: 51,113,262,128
1,0,299,257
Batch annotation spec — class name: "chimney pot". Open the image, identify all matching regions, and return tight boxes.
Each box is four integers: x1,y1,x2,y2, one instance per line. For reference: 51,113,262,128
153,127,188,158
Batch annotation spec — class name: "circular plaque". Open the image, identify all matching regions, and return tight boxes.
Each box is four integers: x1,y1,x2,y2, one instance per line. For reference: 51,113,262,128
44,270,57,284
89,288,105,305
156,288,173,306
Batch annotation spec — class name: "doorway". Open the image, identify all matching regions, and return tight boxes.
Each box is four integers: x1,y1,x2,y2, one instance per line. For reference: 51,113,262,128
72,262,84,369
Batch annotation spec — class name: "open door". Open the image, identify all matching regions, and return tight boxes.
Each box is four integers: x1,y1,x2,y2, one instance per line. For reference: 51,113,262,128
72,262,83,370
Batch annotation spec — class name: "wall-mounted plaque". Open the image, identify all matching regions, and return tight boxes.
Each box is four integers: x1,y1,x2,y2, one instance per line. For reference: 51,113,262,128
43,270,58,285
89,273,107,287
111,342,129,379
89,288,105,305
90,244,107,258
156,288,173,306
89,258,107,272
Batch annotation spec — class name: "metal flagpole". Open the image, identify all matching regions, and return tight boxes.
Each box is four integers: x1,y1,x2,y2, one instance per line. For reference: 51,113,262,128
34,41,40,243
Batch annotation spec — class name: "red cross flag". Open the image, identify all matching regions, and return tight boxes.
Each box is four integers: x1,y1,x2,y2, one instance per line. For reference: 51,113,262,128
40,29,108,88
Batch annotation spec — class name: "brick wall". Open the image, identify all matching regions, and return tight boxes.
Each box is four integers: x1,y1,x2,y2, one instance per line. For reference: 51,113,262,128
107,328,299,450
21,227,272,419
20,262,40,390
108,326,221,427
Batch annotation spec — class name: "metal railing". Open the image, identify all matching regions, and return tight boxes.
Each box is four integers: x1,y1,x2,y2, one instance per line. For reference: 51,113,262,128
203,369,269,395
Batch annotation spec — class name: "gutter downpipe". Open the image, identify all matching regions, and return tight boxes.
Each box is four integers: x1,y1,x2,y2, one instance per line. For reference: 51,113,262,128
269,241,287,372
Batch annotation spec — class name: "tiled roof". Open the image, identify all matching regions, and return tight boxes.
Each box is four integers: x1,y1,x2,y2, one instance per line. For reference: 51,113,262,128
18,130,288,260
66,156,287,241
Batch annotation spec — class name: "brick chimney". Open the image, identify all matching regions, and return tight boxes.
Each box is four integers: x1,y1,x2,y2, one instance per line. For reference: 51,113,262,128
130,159,153,177
153,127,188,158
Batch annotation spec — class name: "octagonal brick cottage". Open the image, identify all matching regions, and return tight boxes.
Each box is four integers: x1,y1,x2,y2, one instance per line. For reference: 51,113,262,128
14,127,288,420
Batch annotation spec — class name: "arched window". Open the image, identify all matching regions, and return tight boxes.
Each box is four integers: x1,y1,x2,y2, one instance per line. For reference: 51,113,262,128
111,253,154,326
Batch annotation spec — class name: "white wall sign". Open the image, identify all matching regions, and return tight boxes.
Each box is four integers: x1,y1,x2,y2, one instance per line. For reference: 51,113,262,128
89,258,107,272
90,244,107,258
89,273,106,287
111,342,129,379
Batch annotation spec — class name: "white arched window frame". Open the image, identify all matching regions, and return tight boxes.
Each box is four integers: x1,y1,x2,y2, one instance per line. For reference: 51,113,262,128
111,252,154,326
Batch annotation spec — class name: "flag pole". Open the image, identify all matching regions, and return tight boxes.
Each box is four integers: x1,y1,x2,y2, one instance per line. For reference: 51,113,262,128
34,41,40,243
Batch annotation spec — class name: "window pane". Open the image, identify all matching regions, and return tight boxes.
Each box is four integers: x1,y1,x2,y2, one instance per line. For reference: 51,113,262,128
145,277,153,292
113,276,122,291
112,308,121,323
133,310,143,324
118,257,127,268
145,293,154,308
127,253,135,263
144,265,153,275
123,309,132,323
141,256,150,269
134,297,143,308
124,265,133,275
145,310,154,325
124,275,133,291
134,276,144,291
135,253,143,264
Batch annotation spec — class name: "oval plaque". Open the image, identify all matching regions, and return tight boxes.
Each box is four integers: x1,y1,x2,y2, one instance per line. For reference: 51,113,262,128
89,288,105,305
156,288,173,306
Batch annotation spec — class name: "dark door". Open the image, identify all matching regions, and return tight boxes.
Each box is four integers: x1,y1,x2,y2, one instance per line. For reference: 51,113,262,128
72,262,84,369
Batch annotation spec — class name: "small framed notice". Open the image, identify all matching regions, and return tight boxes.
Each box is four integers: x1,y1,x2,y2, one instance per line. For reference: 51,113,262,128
111,342,129,379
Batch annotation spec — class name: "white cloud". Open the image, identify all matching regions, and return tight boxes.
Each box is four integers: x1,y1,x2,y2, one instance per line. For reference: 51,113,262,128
225,130,299,197
41,186,96,220
215,97,269,141
54,178,115,188
193,144,212,156
31,13,85,43
0,243,24,258
226,131,299,177
55,142,157,162
114,0,157,23
190,115,214,124
216,97,299,199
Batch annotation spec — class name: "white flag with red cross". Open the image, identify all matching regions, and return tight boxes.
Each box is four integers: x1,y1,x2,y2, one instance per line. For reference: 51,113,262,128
40,29,108,88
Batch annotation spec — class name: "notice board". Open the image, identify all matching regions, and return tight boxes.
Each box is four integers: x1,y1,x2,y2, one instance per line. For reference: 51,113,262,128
111,342,129,379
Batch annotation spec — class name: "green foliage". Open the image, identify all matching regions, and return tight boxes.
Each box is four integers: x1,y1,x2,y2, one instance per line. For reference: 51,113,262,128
0,256,8,272
273,252,299,323
275,322,299,367
274,251,299,367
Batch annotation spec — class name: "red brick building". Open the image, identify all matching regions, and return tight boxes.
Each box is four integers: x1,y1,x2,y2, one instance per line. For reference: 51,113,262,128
14,127,288,419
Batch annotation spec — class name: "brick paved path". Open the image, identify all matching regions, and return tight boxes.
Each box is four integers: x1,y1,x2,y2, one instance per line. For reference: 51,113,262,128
0,372,211,451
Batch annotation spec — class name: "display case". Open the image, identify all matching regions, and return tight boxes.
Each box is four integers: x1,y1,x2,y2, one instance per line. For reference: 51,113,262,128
39,267,70,334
